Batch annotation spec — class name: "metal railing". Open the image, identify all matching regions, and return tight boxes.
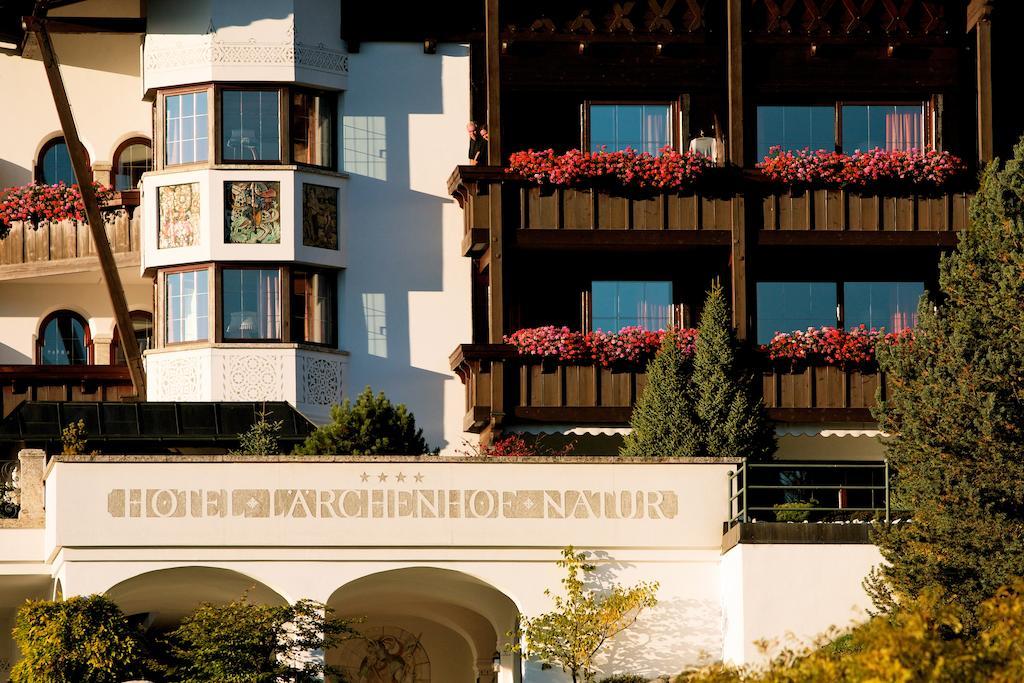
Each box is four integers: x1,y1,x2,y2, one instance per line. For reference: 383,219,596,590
728,461,893,527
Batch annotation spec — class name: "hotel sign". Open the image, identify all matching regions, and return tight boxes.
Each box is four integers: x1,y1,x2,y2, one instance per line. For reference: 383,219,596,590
107,487,679,520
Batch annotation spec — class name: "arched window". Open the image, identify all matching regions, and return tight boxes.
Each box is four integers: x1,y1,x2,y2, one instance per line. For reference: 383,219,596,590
111,311,154,364
37,310,92,365
36,137,78,186
113,138,153,191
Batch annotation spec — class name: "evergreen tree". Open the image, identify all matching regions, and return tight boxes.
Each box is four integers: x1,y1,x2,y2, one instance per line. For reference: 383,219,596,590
692,282,775,461
620,330,701,458
294,386,432,455
869,138,1024,623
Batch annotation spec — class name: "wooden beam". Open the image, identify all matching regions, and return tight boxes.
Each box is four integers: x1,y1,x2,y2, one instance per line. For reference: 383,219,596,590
973,7,994,163
27,17,146,34
726,0,751,340
0,252,139,282
726,0,744,168
28,18,146,399
484,0,504,435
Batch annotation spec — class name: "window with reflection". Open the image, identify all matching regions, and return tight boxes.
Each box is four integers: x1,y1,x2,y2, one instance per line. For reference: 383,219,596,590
165,269,209,343
222,90,281,162
841,104,925,152
165,91,209,165
38,310,91,365
591,281,673,331
114,139,153,190
589,103,673,154
291,91,334,167
844,282,923,331
291,270,336,345
112,311,154,364
756,106,835,160
756,282,837,344
36,138,77,185
222,268,282,340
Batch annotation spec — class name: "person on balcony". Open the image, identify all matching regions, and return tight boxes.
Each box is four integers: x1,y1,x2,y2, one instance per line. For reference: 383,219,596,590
467,121,486,165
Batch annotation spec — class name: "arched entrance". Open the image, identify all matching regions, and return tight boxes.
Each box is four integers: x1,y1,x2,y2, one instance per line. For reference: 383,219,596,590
105,566,288,632
328,567,520,683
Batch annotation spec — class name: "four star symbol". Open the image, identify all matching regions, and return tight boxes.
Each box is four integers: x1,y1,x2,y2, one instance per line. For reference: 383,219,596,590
358,471,424,483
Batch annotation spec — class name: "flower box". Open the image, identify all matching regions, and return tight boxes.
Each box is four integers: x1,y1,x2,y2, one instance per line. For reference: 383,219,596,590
563,188,593,229
596,193,629,230
524,186,559,229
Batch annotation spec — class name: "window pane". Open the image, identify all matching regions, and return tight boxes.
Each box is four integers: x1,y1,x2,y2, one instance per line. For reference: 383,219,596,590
40,314,88,365
222,268,281,339
114,313,154,364
756,105,834,160
844,282,923,331
756,282,837,344
165,92,208,166
841,104,925,153
291,270,336,344
40,141,76,185
592,280,673,331
291,91,335,167
589,104,672,154
165,270,209,343
223,90,281,161
115,143,153,190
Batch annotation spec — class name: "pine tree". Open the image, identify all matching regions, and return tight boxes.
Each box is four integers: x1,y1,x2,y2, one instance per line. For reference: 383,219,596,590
620,330,701,458
294,386,433,455
692,283,775,461
869,138,1024,624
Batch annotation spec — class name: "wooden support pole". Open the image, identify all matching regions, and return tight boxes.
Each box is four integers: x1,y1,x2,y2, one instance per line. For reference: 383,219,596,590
484,0,504,438
726,0,751,341
974,13,994,163
28,18,147,399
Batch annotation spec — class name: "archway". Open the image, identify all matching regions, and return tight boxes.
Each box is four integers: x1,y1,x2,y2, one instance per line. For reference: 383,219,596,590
328,567,521,683
105,566,288,632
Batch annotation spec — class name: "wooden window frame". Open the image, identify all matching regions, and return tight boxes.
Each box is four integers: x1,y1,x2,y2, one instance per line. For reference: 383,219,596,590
216,84,288,165
110,310,153,364
112,137,153,191
35,136,90,185
158,264,214,348
36,309,93,365
289,268,338,347
582,100,681,152
216,263,288,343
289,88,338,170
157,85,215,171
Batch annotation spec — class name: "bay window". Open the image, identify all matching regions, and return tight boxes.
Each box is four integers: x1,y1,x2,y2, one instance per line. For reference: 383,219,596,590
165,268,210,343
591,280,673,331
588,103,673,154
756,280,925,343
165,91,209,165
222,268,282,340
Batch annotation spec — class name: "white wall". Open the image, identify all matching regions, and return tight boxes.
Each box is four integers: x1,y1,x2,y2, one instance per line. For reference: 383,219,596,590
340,43,472,453
721,543,882,665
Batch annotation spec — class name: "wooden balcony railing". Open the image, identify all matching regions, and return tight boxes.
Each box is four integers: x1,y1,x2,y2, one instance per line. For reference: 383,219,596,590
0,192,141,269
0,365,134,419
448,166,733,255
451,344,885,432
759,187,972,245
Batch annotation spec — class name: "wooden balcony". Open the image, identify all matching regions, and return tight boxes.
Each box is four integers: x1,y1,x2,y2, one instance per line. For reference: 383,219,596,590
0,365,134,419
448,166,733,256
759,187,971,246
451,344,885,432
0,192,141,279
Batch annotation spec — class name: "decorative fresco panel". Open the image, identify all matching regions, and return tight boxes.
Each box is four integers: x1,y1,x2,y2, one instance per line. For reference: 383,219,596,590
336,626,430,683
158,183,200,249
225,181,281,244
302,183,339,250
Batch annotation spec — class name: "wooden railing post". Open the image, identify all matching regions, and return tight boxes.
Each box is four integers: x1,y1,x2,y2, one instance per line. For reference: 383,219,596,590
484,0,505,437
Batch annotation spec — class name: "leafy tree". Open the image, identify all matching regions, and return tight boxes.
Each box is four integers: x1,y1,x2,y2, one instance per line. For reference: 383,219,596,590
621,330,701,457
164,596,358,683
678,580,1024,683
232,409,283,456
10,595,148,683
691,283,775,461
61,419,90,456
868,138,1024,623
514,546,659,683
293,386,432,455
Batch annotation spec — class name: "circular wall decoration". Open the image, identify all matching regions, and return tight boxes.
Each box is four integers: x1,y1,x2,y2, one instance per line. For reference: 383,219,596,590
336,625,430,683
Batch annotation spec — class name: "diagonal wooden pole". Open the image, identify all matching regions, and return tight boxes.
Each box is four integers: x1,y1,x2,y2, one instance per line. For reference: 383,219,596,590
26,17,147,398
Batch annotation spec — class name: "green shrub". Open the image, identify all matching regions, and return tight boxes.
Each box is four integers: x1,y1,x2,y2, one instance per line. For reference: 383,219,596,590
232,409,283,456
10,595,148,683
293,386,432,455
772,499,818,523
164,595,358,683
